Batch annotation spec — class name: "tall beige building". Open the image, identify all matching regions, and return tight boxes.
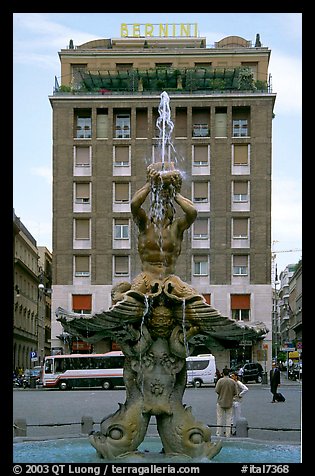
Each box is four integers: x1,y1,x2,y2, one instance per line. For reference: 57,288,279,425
49,27,275,368
13,210,52,370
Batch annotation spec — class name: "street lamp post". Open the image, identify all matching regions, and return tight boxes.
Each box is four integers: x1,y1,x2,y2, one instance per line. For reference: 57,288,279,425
37,283,45,366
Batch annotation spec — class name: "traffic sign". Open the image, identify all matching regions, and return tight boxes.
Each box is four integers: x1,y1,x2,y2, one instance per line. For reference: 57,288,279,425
30,351,37,359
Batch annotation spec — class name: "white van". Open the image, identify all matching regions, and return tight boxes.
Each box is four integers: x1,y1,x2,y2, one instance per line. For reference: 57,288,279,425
186,354,216,387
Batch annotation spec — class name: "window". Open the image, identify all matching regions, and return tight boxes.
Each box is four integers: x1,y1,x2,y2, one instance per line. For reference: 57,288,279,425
233,144,248,165
194,62,212,68
71,64,87,89
231,294,250,321
155,63,172,68
215,107,227,137
114,183,129,203
75,109,92,138
233,255,248,276
114,256,129,276
193,256,208,275
193,218,208,239
75,147,90,167
232,309,250,321
175,108,187,137
241,62,258,80
203,294,211,305
114,146,130,167
153,144,171,163
193,182,208,203
153,108,160,137
192,107,210,137
192,124,209,137
232,218,248,239
233,181,248,202
233,119,248,137
74,255,90,276
193,145,209,166
96,109,108,138
72,294,92,314
114,219,129,239
75,183,90,203
232,106,250,137
136,108,148,138
116,63,133,71
75,219,90,240
115,114,130,138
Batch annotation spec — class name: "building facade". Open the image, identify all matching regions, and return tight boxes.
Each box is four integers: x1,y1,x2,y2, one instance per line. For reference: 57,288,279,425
49,29,275,368
13,211,52,371
275,261,302,360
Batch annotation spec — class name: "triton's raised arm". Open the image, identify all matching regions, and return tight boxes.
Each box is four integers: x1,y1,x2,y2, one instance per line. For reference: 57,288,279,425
130,164,163,230
174,192,197,233
130,181,150,230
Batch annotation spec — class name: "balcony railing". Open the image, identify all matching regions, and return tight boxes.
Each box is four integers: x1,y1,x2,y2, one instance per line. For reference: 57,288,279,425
54,67,271,95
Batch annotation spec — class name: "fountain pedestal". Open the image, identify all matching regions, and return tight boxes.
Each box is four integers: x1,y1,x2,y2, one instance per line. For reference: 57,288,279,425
87,284,222,460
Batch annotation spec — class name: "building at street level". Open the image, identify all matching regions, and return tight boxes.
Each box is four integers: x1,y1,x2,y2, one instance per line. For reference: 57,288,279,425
49,25,276,370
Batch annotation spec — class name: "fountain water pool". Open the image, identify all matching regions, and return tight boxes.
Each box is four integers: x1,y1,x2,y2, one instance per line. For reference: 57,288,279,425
13,437,301,464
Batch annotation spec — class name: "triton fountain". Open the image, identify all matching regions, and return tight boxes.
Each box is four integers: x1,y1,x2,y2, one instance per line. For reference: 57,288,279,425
56,92,268,461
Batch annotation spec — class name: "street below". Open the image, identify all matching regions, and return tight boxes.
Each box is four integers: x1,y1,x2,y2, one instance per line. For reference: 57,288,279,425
13,373,301,444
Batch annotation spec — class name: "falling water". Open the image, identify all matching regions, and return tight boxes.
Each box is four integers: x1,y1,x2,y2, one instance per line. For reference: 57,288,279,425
182,300,190,358
156,91,175,167
139,295,150,397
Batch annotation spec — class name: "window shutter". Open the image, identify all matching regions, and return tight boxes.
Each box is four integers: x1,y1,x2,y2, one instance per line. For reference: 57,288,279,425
234,145,248,164
115,218,128,226
233,255,247,266
194,182,208,200
115,146,129,164
72,294,92,311
75,256,89,272
194,145,208,163
234,181,248,194
233,218,248,237
202,293,211,304
194,219,208,235
215,112,227,137
115,256,128,274
231,294,250,309
76,183,90,199
115,183,129,201
96,112,108,138
75,219,90,239
76,147,90,165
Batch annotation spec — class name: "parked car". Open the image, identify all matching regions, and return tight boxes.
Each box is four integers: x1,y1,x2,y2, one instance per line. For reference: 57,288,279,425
22,366,43,388
237,362,263,383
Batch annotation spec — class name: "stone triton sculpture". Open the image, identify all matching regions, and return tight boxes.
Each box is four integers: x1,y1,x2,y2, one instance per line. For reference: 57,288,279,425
57,160,268,461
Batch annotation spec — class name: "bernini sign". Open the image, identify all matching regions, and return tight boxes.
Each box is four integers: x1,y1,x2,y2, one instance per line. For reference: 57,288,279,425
120,23,199,38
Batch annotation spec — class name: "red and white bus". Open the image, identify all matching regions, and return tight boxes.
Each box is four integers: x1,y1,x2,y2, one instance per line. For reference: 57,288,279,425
42,351,125,390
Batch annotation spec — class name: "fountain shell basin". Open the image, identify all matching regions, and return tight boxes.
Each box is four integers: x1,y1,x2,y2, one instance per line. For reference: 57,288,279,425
147,161,182,191
13,435,301,464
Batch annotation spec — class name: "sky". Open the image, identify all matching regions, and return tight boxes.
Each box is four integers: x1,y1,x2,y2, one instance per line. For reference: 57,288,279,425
13,12,302,277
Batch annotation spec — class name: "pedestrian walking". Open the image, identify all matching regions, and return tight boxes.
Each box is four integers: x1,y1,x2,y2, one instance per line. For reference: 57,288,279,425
215,368,222,382
269,362,281,403
238,366,244,382
215,367,238,437
230,372,248,433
